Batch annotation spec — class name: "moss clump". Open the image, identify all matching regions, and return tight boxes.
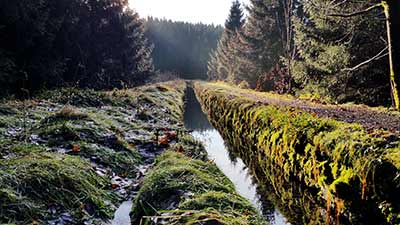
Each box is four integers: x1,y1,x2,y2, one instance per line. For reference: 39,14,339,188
170,133,208,160
37,88,114,107
0,152,117,224
132,151,265,225
0,81,189,223
194,81,400,224
51,106,89,121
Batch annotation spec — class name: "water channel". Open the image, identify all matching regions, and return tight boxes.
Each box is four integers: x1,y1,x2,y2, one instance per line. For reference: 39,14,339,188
184,88,290,225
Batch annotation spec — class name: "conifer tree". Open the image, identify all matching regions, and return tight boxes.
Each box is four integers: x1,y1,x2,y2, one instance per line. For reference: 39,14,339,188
0,0,154,95
232,0,284,88
207,0,245,81
292,0,391,105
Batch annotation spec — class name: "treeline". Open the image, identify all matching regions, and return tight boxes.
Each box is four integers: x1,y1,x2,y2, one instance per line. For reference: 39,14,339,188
0,0,153,96
145,17,223,80
209,0,400,107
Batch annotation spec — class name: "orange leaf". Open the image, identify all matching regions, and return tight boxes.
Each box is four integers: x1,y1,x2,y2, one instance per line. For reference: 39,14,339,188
112,183,120,189
165,131,177,139
311,112,318,118
159,137,169,145
72,145,81,152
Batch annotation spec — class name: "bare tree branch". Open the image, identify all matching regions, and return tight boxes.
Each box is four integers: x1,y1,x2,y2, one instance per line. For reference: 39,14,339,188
343,46,388,71
328,3,382,17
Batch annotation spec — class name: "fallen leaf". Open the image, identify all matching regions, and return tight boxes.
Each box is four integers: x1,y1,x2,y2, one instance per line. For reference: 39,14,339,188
72,145,81,152
243,210,252,216
311,112,318,118
165,130,177,139
159,136,169,145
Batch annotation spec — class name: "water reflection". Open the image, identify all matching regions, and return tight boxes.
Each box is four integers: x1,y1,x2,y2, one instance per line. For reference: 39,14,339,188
184,88,290,225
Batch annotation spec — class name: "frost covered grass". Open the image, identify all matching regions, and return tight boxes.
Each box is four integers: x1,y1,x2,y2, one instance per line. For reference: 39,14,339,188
0,81,188,224
132,150,266,225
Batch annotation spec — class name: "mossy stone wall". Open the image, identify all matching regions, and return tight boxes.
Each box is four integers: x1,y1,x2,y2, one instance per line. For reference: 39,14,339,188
194,82,400,224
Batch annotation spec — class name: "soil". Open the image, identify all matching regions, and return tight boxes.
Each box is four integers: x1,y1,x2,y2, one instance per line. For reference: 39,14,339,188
239,92,400,135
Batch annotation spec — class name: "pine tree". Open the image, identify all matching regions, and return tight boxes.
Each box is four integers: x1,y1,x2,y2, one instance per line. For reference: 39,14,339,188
207,0,245,81
0,0,154,94
292,0,391,105
231,0,284,88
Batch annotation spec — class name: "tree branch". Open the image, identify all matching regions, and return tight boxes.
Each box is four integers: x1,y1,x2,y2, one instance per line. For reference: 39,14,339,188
343,46,388,71
328,3,382,17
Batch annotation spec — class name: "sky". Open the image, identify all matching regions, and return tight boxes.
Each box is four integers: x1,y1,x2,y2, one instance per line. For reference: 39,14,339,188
129,0,250,25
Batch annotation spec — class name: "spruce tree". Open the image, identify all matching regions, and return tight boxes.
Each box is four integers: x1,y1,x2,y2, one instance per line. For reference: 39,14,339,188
231,0,284,88
0,0,154,94
207,0,244,81
292,0,391,105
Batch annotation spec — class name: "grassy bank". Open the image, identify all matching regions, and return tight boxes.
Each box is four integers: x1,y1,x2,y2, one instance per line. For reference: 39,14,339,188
131,148,265,225
194,81,400,224
130,85,265,225
0,80,265,225
0,81,187,224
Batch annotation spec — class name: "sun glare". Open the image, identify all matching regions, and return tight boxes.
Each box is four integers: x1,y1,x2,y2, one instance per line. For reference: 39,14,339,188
129,0,249,25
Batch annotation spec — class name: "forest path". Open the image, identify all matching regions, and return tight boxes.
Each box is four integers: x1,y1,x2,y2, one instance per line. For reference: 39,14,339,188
208,82,400,135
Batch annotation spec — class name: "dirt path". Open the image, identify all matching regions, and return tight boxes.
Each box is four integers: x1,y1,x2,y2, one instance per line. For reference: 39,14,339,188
238,89,400,135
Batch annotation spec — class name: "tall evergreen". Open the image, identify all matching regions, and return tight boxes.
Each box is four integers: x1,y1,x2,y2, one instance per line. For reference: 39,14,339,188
0,0,154,95
292,0,390,105
208,0,245,81
233,0,284,88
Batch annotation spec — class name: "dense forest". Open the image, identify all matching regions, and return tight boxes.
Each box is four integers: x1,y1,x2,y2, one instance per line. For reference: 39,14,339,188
145,18,223,80
209,0,400,108
0,0,399,224
0,0,153,96
2,0,397,108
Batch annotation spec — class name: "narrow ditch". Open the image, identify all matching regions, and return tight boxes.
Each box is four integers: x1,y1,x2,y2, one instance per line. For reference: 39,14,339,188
111,86,291,225
183,87,290,225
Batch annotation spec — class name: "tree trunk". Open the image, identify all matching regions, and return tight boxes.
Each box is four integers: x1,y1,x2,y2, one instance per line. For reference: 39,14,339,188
383,0,400,110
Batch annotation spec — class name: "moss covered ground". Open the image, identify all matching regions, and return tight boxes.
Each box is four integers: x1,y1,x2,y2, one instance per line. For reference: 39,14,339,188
194,81,400,224
0,80,264,225
131,149,265,225
0,81,187,224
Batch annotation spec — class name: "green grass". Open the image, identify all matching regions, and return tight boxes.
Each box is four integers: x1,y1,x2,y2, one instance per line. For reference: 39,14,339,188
0,81,188,224
132,151,266,225
0,152,118,224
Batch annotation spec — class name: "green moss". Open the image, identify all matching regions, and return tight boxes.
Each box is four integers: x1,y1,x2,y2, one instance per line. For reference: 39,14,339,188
0,81,189,224
132,151,265,225
179,191,255,211
194,81,400,224
0,152,117,224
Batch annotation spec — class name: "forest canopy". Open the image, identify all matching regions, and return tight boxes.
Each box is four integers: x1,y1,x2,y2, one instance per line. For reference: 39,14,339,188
145,17,223,80
0,0,154,96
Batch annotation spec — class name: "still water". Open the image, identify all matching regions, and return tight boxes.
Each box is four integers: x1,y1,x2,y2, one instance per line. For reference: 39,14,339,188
184,88,290,225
